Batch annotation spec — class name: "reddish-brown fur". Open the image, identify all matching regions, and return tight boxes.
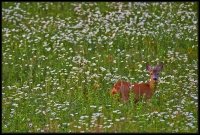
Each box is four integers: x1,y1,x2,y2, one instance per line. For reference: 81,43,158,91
132,82,153,103
111,80,131,102
111,63,163,103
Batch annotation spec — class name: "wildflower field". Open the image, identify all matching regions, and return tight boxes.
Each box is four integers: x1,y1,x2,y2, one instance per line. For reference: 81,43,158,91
2,2,198,133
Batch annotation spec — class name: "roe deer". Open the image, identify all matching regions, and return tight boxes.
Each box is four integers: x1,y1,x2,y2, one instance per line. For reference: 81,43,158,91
111,63,163,103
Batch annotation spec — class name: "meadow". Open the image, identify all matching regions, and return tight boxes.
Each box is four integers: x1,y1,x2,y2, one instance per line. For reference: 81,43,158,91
2,2,198,133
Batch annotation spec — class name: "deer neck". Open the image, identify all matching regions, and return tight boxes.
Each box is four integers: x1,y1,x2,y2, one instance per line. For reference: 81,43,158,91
149,79,158,91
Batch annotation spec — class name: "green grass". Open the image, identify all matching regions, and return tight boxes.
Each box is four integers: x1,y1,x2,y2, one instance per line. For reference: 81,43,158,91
2,2,198,133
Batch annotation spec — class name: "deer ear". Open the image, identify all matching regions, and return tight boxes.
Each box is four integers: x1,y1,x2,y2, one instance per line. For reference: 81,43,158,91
146,64,151,71
157,63,163,71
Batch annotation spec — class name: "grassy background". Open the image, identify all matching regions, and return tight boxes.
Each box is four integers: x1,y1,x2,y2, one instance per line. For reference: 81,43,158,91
2,2,198,133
